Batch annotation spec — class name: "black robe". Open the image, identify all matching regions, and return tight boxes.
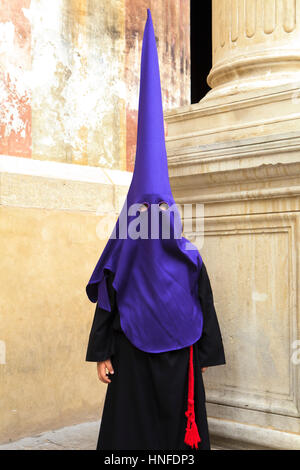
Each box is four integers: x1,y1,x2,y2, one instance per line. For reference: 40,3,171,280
86,262,225,450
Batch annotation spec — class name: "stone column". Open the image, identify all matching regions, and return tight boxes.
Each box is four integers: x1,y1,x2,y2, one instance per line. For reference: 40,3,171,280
165,0,300,450
206,0,300,100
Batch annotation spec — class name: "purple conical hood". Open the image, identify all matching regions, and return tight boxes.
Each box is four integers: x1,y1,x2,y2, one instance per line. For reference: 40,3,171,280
86,9,204,354
128,9,172,203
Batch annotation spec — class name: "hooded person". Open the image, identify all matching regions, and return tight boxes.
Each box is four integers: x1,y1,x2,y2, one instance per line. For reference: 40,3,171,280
85,9,225,451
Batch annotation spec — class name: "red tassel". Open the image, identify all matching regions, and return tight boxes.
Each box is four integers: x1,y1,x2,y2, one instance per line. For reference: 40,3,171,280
184,344,201,449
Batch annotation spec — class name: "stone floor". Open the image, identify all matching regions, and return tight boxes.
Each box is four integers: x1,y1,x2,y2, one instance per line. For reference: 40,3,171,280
0,421,100,450
0,421,224,450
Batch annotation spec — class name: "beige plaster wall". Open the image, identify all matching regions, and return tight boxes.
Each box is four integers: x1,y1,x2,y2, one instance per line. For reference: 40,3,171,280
0,206,101,440
0,165,130,443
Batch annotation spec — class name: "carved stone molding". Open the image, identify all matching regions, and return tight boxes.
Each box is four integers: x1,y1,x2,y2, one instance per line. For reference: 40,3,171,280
185,211,300,437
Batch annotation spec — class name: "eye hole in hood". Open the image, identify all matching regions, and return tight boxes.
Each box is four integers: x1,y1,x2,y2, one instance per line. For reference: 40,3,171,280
139,202,150,212
158,201,169,211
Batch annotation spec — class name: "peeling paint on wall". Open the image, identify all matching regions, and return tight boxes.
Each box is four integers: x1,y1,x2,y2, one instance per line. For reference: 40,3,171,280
0,0,190,170
23,0,127,167
0,0,32,157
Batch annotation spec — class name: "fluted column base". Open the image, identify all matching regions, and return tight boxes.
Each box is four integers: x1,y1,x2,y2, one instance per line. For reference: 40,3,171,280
205,0,300,102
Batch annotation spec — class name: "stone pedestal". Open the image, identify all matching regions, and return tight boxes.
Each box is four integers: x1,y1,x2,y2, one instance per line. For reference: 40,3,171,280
165,0,300,449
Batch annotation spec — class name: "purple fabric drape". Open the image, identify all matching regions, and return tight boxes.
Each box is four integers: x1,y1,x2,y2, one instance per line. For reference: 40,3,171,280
86,9,203,353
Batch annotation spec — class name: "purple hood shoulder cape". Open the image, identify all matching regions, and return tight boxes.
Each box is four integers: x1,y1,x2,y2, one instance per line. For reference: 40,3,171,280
86,9,203,354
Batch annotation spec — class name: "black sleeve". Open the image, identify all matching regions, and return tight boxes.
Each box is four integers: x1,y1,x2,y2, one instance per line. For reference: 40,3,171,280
85,271,117,362
196,262,226,368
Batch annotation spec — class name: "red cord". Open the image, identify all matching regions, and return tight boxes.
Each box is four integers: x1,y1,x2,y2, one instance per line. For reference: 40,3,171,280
184,344,201,449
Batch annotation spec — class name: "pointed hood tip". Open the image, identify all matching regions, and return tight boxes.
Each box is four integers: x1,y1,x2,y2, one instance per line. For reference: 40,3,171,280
130,5,171,199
